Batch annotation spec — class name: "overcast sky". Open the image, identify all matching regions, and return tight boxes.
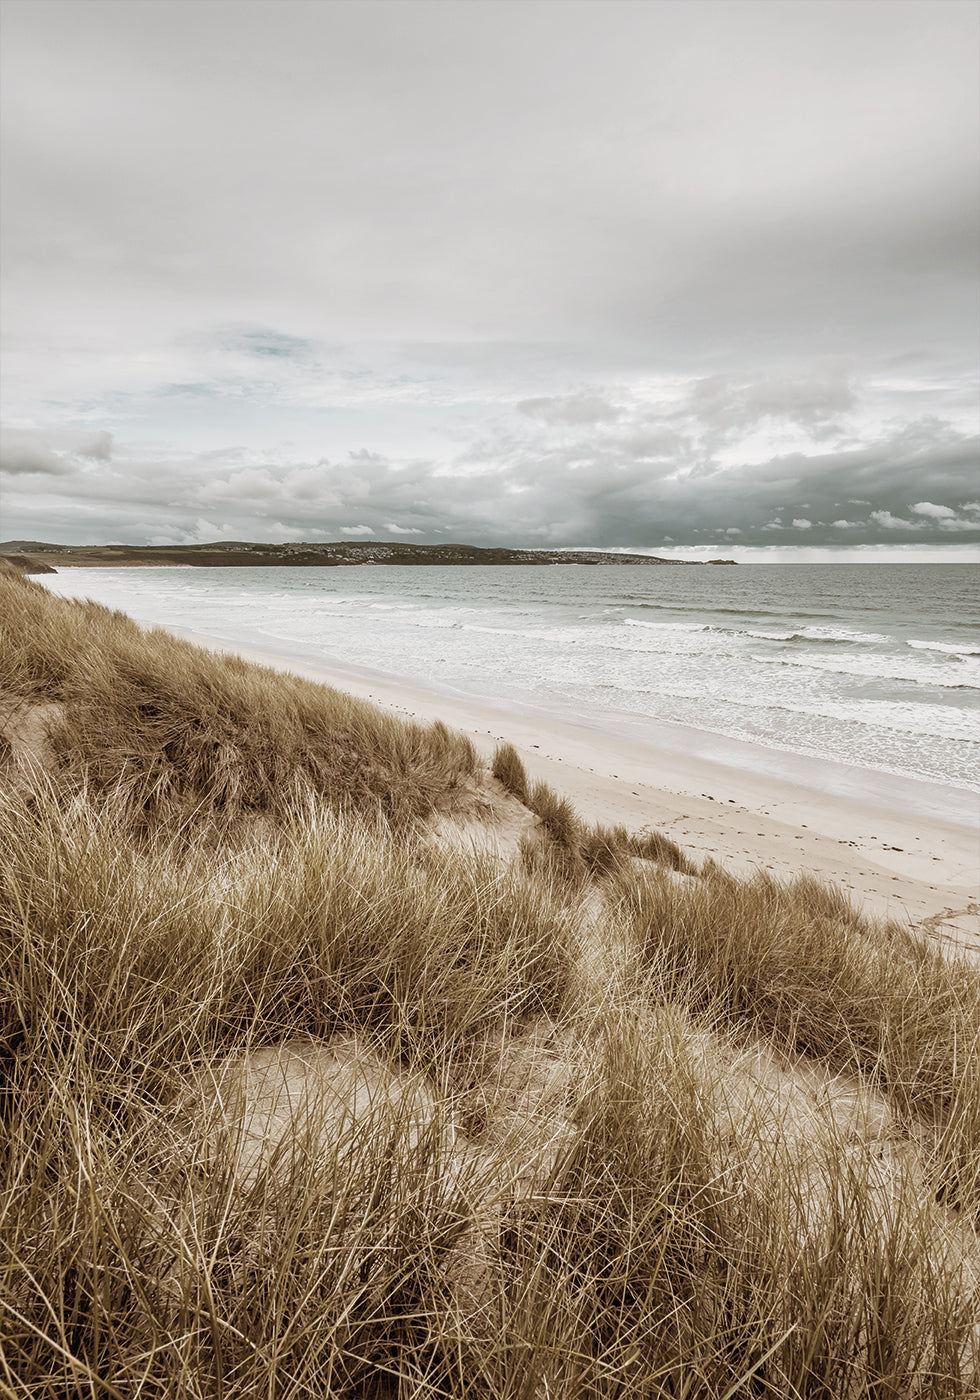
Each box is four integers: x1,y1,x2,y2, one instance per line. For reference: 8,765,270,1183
1,0,977,559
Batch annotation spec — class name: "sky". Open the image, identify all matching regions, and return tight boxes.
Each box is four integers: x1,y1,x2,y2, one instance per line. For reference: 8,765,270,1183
1,0,978,561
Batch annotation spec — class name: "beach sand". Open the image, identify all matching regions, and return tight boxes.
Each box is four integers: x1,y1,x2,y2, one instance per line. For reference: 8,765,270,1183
168,626,980,959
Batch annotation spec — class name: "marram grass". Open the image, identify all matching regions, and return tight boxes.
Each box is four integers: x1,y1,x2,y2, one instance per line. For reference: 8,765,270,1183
1,561,978,1397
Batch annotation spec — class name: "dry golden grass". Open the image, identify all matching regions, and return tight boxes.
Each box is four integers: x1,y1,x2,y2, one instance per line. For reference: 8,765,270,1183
493,740,697,880
0,560,478,831
1,564,978,1397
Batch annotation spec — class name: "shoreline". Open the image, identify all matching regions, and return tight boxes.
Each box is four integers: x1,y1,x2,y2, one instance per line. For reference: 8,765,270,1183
163,622,980,956
41,565,978,821
239,634,979,826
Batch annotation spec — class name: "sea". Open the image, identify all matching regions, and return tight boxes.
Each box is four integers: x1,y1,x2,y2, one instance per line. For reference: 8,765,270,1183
41,563,979,809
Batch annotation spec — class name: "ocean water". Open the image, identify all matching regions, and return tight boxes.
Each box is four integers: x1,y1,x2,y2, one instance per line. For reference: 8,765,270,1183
42,563,979,797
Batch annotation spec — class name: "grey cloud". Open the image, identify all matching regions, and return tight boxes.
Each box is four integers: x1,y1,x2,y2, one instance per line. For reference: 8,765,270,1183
12,410,969,551
78,431,113,460
8,370,978,551
518,393,622,425
0,432,66,474
690,371,856,435
619,430,685,461
228,328,317,361
1,425,114,476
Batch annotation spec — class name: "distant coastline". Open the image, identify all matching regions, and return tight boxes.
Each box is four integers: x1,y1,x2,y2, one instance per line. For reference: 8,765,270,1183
0,540,736,571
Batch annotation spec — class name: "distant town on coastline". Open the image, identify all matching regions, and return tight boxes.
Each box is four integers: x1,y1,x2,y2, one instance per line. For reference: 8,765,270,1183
0,541,737,571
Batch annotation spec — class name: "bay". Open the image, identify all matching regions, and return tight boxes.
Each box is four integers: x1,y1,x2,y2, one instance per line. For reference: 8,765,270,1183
43,563,979,796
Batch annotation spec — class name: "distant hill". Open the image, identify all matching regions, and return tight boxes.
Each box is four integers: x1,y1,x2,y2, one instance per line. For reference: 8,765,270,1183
0,540,735,568
0,552,57,574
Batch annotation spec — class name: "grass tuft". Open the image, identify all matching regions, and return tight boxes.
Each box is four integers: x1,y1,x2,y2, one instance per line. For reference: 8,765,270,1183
491,740,529,805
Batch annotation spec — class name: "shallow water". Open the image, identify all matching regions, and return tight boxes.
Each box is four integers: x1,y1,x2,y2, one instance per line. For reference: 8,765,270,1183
44,563,979,795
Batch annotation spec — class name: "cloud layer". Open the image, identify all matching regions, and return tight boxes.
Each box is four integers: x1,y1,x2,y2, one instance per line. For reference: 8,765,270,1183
3,368,976,552
1,0,977,554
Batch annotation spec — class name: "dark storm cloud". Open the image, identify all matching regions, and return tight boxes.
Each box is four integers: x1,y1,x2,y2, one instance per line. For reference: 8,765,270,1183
1,0,977,553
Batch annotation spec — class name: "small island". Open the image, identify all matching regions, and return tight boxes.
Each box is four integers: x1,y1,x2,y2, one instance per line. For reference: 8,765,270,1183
0,540,737,571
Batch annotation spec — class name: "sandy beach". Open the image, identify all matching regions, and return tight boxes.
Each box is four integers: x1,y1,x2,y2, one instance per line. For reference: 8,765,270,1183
166,625,979,958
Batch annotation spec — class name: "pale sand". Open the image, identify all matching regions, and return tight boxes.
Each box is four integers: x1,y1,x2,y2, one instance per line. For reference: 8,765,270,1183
167,627,979,957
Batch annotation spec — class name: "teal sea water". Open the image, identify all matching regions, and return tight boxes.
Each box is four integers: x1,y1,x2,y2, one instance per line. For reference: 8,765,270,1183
44,564,979,798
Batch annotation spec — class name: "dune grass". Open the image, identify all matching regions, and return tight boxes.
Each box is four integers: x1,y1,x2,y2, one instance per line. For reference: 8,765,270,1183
493,740,697,878
0,561,478,830
615,862,980,1214
1,565,978,1397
